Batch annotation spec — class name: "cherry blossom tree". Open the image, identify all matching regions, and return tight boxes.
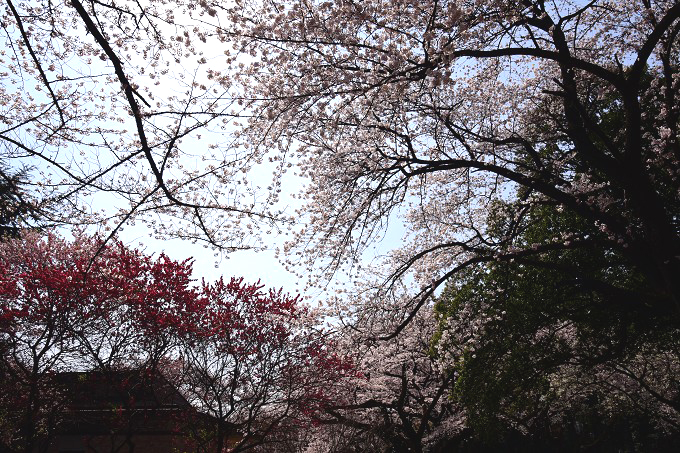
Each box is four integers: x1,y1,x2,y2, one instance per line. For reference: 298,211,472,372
300,301,464,453
1,0,284,250
196,0,680,332
6,1,678,325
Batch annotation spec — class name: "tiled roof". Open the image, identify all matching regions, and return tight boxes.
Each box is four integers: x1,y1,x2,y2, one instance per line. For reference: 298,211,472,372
55,369,191,410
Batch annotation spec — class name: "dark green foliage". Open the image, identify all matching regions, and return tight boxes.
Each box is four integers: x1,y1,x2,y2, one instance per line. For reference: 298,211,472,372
435,201,680,451
0,165,36,237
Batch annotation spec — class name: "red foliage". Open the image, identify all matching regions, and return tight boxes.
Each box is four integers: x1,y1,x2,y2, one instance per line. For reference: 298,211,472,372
0,231,353,452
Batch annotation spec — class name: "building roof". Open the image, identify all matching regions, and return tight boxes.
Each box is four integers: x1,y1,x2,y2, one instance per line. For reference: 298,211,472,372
55,369,191,410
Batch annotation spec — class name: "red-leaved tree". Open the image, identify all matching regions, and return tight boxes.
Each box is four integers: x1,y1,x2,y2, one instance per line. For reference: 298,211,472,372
173,277,354,452
0,231,350,453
